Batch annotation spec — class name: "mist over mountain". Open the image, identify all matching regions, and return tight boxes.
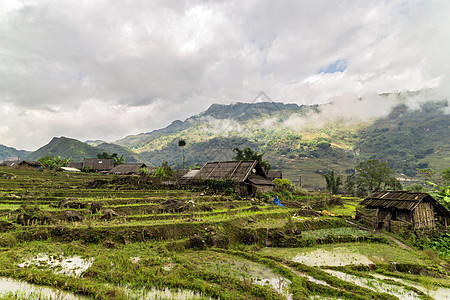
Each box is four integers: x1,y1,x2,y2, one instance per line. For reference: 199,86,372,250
6,91,448,188
115,94,449,187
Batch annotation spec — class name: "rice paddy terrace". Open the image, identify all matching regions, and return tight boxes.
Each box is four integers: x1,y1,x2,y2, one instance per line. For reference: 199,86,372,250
0,167,449,299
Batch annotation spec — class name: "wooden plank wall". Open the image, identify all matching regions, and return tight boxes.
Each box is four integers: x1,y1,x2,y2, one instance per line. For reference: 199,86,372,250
413,202,435,230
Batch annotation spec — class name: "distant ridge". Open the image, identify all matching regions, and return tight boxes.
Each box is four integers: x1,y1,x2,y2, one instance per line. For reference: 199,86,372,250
0,144,30,162
25,137,146,164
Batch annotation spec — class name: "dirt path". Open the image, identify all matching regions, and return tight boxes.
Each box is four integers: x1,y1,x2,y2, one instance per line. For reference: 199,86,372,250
344,219,413,250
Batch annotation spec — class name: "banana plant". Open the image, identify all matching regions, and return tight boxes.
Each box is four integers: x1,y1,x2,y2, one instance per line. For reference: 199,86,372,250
427,181,450,209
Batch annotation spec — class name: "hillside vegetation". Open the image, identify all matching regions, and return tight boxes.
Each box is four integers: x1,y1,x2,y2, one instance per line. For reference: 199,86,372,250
0,167,448,299
116,100,449,187
13,97,449,188
25,137,144,163
0,144,30,162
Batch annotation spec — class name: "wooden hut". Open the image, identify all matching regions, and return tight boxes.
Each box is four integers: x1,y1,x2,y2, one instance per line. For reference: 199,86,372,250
3,160,42,170
109,163,147,175
357,191,450,233
266,170,282,180
83,158,114,172
67,162,83,170
192,161,274,196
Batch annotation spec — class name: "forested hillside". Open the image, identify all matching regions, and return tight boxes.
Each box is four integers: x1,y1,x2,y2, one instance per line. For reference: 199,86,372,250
116,99,449,187
0,144,30,162
14,97,449,188
25,137,144,163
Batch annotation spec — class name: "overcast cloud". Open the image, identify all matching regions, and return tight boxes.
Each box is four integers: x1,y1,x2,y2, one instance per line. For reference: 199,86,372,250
0,0,448,150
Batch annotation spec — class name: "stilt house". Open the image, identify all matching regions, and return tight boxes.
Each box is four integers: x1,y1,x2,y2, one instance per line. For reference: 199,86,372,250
357,191,450,233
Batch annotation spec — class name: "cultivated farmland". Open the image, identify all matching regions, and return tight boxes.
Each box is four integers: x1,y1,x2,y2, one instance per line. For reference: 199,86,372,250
0,167,449,299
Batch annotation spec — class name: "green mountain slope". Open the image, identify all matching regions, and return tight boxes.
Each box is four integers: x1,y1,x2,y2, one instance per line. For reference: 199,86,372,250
356,101,450,176
0,144,30,162
95,143,144,163
25,137,147,164
25,137,101,161
116,100,449,187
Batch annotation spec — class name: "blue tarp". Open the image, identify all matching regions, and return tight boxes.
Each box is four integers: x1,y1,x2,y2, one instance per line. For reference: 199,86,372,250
273,196,283,206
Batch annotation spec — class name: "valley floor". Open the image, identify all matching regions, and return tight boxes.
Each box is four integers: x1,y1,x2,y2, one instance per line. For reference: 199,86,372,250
0,167,449,299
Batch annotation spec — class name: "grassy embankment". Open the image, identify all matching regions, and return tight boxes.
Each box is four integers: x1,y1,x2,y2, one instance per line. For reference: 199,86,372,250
0,167,449,299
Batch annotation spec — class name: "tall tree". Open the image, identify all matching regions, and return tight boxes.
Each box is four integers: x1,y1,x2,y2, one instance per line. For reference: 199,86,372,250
232,147,271,170
355,159,394,193
322,170,343,194
178,139,186,169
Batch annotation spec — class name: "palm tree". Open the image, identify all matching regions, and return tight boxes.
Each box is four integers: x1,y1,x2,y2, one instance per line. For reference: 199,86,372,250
178,139,186,169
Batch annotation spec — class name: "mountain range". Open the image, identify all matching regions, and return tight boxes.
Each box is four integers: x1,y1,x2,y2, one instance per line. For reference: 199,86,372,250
1,96,449,188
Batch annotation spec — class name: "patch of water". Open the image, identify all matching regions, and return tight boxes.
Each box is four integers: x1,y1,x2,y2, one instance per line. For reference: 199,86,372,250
0,277,87,299
371,273,450,300
292,248,374,266
252,273,292,300
325,270,421,300
125,287,212,300
220,260,292,300
18,254,94,277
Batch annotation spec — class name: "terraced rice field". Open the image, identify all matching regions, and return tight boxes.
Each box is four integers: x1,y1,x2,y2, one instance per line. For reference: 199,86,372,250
0,167,449,299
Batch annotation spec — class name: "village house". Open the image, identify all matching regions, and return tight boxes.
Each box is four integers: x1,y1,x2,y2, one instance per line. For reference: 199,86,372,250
67,162,83,170
109,163,148,175
185,160,275,196
356,191,450,233
82,158,114,172
1,160,42,170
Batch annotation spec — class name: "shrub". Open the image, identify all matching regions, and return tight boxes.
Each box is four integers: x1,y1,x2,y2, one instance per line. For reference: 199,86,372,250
0,233,16,247
273,178,293,188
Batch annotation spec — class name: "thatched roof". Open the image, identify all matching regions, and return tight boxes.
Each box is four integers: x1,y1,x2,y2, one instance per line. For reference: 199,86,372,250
83,158,114,171
19,160,41,167
361,191,450,217
109,163,147,174
3,160,41,168
181,169,200,180
3,161,19,167
193,161,266,182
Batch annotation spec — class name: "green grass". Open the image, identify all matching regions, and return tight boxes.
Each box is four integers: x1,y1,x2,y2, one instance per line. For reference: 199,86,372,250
0,167,448,299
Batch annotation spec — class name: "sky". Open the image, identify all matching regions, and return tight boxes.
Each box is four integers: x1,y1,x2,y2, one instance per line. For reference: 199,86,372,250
1,0,449,150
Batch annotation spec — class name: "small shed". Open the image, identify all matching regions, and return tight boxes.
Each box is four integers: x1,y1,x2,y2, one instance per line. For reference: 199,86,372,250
192,161,274,196
266,170,282,180
357,191,450,233
83,158,114,172
109,163,147,175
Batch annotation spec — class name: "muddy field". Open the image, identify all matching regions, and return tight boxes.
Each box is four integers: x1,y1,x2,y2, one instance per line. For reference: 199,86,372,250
0,167,449,299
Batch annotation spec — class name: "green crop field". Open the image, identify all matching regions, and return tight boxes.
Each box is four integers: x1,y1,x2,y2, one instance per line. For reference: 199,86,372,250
0,167,449,299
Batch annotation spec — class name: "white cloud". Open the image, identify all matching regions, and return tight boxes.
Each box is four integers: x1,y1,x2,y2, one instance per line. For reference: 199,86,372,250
0,0,448,150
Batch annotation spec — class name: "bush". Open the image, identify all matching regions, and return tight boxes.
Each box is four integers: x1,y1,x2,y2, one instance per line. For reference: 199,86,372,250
273,178,293,188
0,233,17,247
138,167,152,178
